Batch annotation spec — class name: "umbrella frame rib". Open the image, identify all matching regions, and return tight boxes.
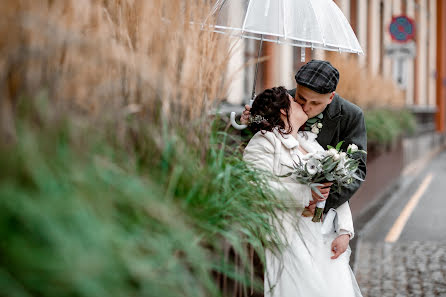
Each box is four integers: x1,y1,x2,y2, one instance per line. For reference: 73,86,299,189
307,0,326,46
198,24,364,54
242,0,255,33
282,0,288,40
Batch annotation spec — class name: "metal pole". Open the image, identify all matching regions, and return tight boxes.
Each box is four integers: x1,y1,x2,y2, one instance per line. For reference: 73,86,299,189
251,34,264,101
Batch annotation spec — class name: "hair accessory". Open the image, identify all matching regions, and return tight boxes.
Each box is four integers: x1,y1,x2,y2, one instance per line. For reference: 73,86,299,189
248,114,268,125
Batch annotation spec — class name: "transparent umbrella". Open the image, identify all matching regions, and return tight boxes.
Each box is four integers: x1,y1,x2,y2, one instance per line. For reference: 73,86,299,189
204,0,363,54
200,0,364,129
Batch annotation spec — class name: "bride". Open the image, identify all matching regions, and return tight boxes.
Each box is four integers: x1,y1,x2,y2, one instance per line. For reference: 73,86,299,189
243,87,362,297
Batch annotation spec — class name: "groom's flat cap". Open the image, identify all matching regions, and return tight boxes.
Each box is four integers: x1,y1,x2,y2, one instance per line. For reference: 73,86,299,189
295,60,339,94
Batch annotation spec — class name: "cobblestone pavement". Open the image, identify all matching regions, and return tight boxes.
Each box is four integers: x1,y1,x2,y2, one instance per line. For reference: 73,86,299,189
355,241,446,297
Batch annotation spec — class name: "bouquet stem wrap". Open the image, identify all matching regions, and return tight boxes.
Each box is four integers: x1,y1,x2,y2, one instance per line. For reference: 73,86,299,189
312,201,326,222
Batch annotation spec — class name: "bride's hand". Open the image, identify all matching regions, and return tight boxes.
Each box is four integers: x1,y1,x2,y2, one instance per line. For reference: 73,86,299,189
330,234,350,259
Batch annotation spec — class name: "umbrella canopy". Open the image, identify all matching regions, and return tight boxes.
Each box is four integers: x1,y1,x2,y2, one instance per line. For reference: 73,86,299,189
202,0,363,55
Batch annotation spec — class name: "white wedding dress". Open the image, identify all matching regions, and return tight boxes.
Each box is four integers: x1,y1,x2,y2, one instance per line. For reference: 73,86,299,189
243,130,363,297
264,211,362,297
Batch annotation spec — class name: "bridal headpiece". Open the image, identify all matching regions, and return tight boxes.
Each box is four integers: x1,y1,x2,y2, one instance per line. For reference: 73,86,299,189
248,114,268,125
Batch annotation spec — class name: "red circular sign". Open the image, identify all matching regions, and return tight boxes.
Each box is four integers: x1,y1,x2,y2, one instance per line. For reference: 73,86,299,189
389,15,415,43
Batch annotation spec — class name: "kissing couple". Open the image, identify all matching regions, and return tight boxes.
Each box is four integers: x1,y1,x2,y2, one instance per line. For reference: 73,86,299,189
242,60,366,297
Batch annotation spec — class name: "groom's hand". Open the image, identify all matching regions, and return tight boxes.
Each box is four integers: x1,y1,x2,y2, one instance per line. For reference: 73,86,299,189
311,182,333,202
331,234,350,259
240,105,251,125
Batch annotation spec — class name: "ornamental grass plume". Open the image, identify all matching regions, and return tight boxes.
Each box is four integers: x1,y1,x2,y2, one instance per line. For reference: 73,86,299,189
325,53,415,149
326,53,405,109
0,0,229,147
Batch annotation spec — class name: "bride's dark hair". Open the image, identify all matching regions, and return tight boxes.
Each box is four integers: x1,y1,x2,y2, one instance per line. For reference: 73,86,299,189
248,86,292,135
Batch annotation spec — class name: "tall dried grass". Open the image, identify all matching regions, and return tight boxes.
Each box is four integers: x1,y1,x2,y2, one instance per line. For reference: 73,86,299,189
0,2,287,297
0,0,229,147
326,54,405,109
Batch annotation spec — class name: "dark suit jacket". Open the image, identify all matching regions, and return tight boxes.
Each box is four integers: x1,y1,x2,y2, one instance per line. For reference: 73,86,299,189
288,89,367,212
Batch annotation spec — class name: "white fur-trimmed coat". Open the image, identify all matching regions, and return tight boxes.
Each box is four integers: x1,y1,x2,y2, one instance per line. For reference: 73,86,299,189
243,129,354,238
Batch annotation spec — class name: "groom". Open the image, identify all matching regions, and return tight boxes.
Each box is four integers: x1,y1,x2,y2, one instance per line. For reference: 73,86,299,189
242,60,367,258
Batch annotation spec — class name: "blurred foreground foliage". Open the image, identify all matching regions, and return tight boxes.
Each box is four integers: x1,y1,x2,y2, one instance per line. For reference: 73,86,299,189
0,1,288,294
0,99,288,297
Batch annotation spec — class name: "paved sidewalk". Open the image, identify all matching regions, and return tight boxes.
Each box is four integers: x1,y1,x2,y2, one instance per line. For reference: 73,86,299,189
356,241,446,297
353,149,446,296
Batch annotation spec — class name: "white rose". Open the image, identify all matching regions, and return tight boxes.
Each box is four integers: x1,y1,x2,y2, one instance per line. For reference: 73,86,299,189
328,148,338,156
317,123,323,129
311,126,320,134
336,154,347,170
333,153,340,161
348,144,358,152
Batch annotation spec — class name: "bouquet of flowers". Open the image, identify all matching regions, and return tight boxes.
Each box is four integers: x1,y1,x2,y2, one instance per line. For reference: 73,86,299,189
291,142,367,222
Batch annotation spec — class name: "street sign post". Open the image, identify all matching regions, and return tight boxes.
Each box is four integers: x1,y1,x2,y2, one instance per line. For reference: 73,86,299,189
387,15,416,88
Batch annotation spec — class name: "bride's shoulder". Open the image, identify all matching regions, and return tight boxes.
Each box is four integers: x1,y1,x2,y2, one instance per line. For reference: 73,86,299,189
246,131,278,151
250,130,278,143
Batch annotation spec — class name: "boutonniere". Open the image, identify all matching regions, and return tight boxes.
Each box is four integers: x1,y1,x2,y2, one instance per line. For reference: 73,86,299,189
304,113,324,135
310,122,323,135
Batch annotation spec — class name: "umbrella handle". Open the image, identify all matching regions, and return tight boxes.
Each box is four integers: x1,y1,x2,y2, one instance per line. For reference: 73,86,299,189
230,112,248,130
229,98,254,130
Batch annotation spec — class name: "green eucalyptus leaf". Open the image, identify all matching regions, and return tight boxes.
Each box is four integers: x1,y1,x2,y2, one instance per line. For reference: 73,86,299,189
325,173,334,181
335,141,344,151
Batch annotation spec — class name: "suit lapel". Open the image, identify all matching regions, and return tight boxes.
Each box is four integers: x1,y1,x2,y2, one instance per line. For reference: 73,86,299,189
317,115,340,149
317,95,342,149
